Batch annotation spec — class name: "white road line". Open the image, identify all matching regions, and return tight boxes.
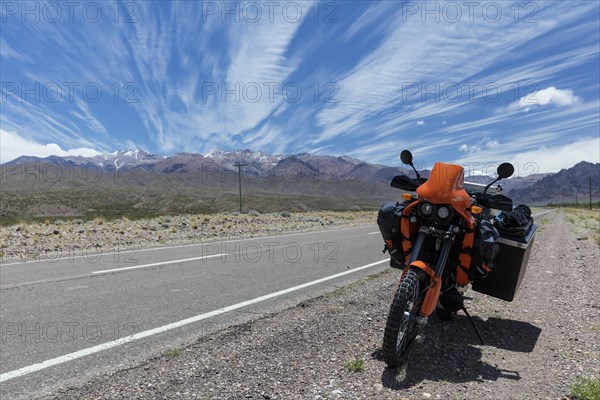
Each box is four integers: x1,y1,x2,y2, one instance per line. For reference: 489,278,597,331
368,231,380,235
92,254,227,275
0,258,389,383
1,225,375,267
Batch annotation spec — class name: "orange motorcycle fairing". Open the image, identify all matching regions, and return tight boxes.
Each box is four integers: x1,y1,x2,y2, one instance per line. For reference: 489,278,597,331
416,162,472,211
405,261,440,317
400,200,420,264
457,229,475,285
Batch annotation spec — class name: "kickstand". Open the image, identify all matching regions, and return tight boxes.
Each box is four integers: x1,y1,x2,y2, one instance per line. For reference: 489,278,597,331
462,307,485,345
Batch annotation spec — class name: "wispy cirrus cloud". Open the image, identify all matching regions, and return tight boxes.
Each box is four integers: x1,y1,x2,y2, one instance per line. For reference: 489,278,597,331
0,38,32,63
314,3,574,143
70,98,108,134
120,2,311,152
0,1,598,172
308,1,599,165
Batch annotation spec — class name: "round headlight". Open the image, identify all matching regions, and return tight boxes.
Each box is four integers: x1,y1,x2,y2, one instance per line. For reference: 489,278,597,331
419,202,434,217
436,205,453,221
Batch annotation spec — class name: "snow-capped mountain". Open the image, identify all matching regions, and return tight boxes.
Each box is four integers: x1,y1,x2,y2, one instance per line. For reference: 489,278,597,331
203,148,285,166
60,150,164,170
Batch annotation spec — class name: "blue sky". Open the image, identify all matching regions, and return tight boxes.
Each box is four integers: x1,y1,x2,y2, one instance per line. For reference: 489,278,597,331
1,0,599,172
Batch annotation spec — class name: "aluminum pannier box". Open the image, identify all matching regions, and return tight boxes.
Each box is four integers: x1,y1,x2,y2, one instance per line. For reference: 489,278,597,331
472,224,537,302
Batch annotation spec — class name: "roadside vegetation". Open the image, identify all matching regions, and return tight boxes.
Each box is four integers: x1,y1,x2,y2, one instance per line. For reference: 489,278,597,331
0,211,376,262
164,348,182,358
563,207,600,245
570,378,600,400
342,359,365,373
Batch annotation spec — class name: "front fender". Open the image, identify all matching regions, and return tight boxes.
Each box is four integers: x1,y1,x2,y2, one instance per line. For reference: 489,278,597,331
406,260,442,318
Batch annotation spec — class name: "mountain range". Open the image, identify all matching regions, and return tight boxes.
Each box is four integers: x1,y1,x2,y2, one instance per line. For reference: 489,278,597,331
5,149,415,185
1,150,598,219
1,148,552,186
508,161,599,205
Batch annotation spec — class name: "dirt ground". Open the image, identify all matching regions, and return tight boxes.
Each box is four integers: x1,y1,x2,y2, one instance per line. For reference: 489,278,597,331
43,210,599,399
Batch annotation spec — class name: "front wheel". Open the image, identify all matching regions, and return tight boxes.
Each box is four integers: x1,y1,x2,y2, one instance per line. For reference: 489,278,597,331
382,268,426,368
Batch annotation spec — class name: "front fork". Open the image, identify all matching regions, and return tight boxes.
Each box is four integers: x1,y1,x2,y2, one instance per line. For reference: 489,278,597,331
406,229,454,320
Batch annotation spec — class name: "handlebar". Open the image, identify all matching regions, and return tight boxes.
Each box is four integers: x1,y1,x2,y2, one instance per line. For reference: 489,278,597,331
390,175,514,211
472,192,514,211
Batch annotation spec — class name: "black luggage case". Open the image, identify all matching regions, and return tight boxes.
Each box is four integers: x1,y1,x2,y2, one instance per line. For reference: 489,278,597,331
472,224,537,301
377,201,406,269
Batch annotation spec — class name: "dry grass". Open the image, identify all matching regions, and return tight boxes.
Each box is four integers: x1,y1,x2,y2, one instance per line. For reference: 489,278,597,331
0,211,377,262
563,208,600,245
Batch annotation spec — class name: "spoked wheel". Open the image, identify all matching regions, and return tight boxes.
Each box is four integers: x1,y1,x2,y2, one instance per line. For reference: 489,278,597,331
382,268,426,368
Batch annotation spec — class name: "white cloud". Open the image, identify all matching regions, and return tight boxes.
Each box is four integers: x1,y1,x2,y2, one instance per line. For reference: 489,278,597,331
0,129,100,163
507,87,579,112
455,136,599,173
417,120,425,125
458,137,499,155
506,137,599,173
459,144,480,154
444,99,598,142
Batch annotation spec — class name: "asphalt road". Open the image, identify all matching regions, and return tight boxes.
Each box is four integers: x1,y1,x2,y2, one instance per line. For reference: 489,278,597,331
0,225,389,399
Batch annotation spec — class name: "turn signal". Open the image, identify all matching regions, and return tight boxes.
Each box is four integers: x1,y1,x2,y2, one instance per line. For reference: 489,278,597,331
471,205,483,214
402,193,413,201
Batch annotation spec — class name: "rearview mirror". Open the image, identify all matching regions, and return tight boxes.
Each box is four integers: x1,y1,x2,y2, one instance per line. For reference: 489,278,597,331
400,150,421,180
484,162,515,194
497,163,515,179
400,150,413,165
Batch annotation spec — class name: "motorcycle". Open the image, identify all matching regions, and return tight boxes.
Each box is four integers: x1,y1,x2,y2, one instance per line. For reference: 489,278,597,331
379,150,535,368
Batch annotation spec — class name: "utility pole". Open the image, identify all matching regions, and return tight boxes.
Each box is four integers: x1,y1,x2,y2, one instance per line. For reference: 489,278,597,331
590,175,593,210
233,162,248,213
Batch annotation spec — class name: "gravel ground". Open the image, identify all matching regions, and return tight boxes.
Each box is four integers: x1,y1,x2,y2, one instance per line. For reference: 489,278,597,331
40,211,599,399
0,211,374,262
